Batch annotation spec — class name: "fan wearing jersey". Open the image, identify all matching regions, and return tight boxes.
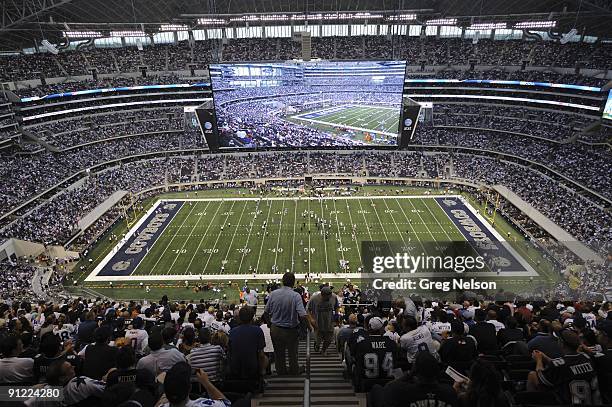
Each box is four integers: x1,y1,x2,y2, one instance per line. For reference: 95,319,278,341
425,309,452,340
125,316,149,356
33,332,80,384
399,315,439,363
353,316,397,388
53,314,75,344
370,351,458,407
528,329,601,405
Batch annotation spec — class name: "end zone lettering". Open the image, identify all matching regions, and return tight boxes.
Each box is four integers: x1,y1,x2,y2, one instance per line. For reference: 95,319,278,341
125,212,172,254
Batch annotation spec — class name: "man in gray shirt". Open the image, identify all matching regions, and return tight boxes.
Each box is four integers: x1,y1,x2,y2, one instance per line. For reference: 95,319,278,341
307,285,338,355
263,272,311,375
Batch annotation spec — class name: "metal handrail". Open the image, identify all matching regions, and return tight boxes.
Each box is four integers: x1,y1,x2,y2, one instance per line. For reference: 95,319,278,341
303,329,311,407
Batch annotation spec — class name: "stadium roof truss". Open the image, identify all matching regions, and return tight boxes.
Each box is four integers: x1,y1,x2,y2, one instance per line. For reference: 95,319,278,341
0,0,610,51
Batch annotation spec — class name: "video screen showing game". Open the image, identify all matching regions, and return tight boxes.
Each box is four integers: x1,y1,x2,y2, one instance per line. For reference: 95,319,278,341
603,89,612,121
209,61,406,148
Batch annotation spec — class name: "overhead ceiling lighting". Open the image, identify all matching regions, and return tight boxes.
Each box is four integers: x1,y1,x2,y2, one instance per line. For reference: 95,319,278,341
197,18,226,25
467,23,507,30
160,24,188,31
110,30,147,37
387,14,417,21
514,20,556,29
426,18,457,25
63,30,103,38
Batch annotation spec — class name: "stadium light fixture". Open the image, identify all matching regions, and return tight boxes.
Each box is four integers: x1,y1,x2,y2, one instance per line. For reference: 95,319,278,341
387,14,417,21
197,18,226,25
426,18,457,25
160,24,189,31
514,20,556,29
467,23,507,30
63,30,103,38
110,30,147,37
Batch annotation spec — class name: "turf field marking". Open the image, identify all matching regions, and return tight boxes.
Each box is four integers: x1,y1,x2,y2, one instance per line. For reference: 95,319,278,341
403,197,440,246
356,199,375,242
342,199,362,261
201,201,237,275
291,200,297,273
221,201,249,273
331,198,349,260
183,201,224,273
381,198,411,248
307,199,312,277
393,198,428,254
319,198,330,273
237,200,260,274
146,202,199,275
272,200,286,270
255,199,274,274
165,201,212,275
369,198,392,243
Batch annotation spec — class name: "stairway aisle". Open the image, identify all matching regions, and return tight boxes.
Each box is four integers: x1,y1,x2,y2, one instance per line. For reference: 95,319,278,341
255,339,362,407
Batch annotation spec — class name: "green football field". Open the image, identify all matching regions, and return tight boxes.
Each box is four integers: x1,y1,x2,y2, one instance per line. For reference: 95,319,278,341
71,188,562,301
291,105,400,137
82,194,548,284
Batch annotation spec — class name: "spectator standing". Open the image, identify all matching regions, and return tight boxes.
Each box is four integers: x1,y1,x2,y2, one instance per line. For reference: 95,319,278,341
263,272,311,375
306,285,338,355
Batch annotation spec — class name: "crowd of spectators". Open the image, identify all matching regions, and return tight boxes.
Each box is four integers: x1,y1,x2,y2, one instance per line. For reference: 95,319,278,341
0,274,610,406
1,149,610,261
1,37,611,82
413,125,612,200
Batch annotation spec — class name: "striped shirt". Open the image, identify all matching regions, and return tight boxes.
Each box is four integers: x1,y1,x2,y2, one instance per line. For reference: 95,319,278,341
187,344,225,382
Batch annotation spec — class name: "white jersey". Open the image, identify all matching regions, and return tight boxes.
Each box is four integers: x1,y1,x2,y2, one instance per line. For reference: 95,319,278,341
425,321,452,336
209,320,230,334
487,320,505,333
582,313,597,330
125,329,149,354
53,324,75,342
400,325,438,362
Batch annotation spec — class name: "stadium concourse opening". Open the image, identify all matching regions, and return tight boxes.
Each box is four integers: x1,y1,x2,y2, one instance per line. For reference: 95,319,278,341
1,0,611,406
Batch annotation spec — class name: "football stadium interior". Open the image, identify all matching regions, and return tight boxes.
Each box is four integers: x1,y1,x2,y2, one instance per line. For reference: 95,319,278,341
0,0,611,406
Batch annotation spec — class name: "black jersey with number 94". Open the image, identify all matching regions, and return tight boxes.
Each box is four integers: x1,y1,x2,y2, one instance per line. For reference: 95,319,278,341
354,334,397,379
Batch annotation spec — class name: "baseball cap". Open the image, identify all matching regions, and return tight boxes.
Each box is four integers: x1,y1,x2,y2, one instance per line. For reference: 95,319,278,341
163,362,191,404
566,306,575,314
369,316,384,331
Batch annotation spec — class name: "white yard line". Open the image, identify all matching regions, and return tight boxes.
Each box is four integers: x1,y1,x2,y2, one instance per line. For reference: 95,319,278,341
393,198,428,254
403,197,441,246
183,201,224,273
164,201,212,275
221,201,249,272
147,202,199,275
272,200,287,269
319,198,330,273
381,198,410,247
369,198,392,242
237,200,260,274
356,198,375,242
201,201,237,275
291,200,297,273
342,199,363,260
255,199,274,274
307,199,312,277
